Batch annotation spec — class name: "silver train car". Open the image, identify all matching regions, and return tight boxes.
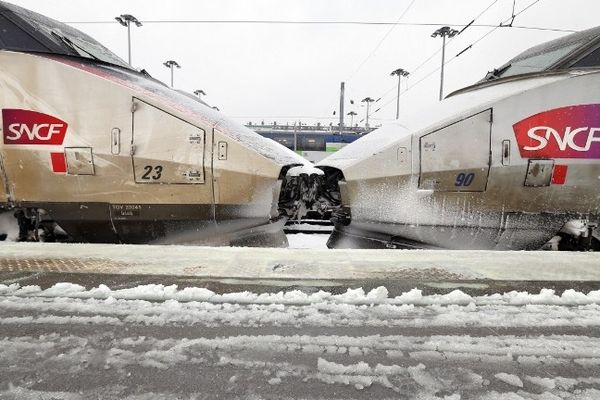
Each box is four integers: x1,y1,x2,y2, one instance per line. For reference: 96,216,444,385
319,26,600,250
0,2,308,246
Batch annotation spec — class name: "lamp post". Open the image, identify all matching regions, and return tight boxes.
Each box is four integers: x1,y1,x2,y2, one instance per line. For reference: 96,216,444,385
193,89,206,100
115,14,142,66
347,111,357,127
390,68,409,119
361,97,375,128
163,60,181,88
431,26,459,101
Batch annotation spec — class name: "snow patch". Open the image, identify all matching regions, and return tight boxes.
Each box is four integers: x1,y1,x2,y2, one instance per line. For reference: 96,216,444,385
494,372,524,388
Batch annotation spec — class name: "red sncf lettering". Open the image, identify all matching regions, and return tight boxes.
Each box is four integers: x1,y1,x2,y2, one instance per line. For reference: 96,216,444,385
2,109,68,145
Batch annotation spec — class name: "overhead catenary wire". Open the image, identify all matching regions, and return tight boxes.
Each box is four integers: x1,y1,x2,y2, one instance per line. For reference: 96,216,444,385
63,20,573,33
339,0,494,125
344,0,417,83
68,0,568,124
366,0,502,118
370,0,546,118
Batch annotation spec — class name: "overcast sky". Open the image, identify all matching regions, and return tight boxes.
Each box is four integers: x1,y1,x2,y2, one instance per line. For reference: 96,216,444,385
7,0,600,126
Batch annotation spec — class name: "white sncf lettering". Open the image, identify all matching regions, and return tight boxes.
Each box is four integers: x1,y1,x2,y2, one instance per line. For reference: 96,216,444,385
6,123,65,141
524,126,600,152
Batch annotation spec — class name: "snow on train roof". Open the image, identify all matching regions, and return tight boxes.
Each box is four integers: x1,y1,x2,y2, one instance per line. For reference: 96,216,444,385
89,63,308,167
0,0,306,167
321,74,568,166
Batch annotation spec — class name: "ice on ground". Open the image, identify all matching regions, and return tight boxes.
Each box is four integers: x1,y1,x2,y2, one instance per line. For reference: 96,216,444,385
494,373,523,388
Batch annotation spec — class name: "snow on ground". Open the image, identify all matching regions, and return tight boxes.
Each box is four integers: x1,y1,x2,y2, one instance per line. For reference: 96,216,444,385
4,283,600,307
0,211,17,241
286,233,329,249
2,282,600,398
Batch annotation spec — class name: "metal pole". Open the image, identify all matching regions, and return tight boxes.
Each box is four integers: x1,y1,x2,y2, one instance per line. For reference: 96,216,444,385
127,21,131,65
439,35,446,101
350,114,354,126
396,75,401,119
366,102,370,128
339,82,345,134
170,65,174,87
294,124,297,152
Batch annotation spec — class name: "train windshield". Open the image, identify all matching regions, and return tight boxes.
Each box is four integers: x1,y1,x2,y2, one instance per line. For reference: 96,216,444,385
0,2,131,70
487,43,580,80
484,25,600,81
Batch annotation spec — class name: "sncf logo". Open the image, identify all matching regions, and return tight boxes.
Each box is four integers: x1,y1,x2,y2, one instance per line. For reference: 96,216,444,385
513,104,600,159
2,109,68,145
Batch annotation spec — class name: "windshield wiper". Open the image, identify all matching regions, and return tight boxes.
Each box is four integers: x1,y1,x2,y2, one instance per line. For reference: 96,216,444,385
484,64,512,81
50,30,101,62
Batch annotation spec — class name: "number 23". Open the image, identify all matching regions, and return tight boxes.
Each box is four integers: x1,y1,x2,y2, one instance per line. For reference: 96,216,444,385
142,165,163,180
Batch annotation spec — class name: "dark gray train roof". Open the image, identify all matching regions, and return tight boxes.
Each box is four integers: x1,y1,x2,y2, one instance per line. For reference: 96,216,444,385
0,1,130,69
509,25,600,64
483,25,600,81
448,25,600,97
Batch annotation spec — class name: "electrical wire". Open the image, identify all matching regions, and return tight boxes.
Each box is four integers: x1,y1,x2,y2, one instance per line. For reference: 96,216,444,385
63,20,571,32
344,0,417,82
371,0,547,117
367,0,501,117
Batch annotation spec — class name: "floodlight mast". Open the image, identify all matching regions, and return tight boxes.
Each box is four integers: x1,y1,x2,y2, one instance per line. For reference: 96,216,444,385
361,97,375,128
431,26,459,101
163,60,181,88
115,14,142,65
390,68,409,119
347,111,357,127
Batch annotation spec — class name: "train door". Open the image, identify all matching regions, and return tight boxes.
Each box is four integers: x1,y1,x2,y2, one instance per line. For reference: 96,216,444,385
130,98,206,184
419,109,492,192
109,97,213,243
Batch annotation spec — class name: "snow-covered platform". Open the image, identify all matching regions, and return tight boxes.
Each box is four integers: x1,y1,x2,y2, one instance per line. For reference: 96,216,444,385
0,242,599,286
3,243,600,398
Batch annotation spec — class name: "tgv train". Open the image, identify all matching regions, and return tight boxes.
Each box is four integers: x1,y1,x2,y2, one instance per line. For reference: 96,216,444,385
0,2,309,246
319,26,600,250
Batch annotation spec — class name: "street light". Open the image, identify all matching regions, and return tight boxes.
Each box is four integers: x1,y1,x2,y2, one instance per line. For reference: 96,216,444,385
347,111,357,127
163,60,181,88
431,26,459,101
193,89,206,100
361,97,375,128
115,14,142,66
390,68,409,120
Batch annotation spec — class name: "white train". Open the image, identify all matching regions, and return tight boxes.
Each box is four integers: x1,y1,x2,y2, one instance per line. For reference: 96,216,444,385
318,26,600,250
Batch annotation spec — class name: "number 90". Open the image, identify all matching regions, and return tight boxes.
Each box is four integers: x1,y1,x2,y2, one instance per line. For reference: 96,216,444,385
455,172,475,187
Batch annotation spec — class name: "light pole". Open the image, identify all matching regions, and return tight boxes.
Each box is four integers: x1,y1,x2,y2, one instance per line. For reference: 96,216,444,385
431,26,459,101
115,14,142,66
193,89,206,100
163,60,181,88
347,111,357,127
361,97,375,128
390,68,409,119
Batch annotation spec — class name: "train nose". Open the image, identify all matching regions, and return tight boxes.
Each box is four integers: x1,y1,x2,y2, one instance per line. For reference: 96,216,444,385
278,165,325,220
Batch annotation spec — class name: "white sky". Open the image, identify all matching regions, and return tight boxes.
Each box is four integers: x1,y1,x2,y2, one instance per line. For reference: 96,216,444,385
7,0,600,126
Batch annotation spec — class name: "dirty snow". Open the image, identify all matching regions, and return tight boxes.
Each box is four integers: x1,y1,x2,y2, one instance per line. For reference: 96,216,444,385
1,282,600,398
